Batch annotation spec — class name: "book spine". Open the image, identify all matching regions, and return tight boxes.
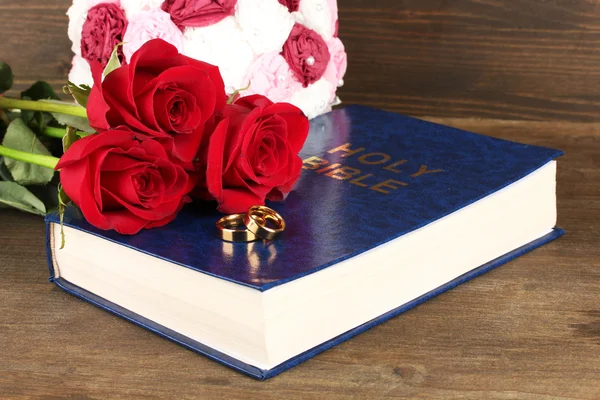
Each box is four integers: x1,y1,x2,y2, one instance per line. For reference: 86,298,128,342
45,219,57,283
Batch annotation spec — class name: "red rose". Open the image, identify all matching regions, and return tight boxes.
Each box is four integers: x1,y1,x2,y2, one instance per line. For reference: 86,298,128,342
204,95,309,213
81,3,128,67
278,0,300,12
162,0,237,28
56,129,192,235
87,38,227,163
282,23,331,87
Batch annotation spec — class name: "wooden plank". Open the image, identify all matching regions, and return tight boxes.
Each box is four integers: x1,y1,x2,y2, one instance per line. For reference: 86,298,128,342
337,0,600,121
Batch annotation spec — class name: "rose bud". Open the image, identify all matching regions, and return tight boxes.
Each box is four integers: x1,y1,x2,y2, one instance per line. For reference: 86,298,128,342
281,23,331,87
56,129,192,235
203,95,309,213
278,0,300,13
81,3,128,67
162,0,237,29
87,38,227,163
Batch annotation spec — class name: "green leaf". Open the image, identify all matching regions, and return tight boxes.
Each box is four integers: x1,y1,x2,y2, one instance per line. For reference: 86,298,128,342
0,111,9,134
64,81,91,108
0,103,14,129
51,112,94,133
38,100,94,133
21,81,60,101
0,181,46,215
0,62,13,94
0,156,14,181
22,109,53,132
28,183,59,212
20,82,59,131
2,118,55,185
103,43,123,78
76,130,92,139
62,126,78,152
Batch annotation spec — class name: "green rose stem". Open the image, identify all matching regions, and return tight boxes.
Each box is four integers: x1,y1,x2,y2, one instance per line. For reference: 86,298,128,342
0,144,66,248
42,126,69,139
0,96,87,118
0,145,59,170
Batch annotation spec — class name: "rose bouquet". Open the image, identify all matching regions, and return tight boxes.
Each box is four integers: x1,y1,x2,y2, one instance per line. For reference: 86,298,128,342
0,39,309,237
67,0,347,119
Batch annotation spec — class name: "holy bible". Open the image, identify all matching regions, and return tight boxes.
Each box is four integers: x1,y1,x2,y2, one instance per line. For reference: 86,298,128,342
46,105,563,379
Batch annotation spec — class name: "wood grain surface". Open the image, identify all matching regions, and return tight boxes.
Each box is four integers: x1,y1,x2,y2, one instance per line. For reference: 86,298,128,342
1,1,600,399
3,1,600,121
1,118,599,399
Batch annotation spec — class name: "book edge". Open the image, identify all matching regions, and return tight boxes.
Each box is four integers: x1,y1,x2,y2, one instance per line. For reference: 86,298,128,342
45,220,564,380
262,227,564,378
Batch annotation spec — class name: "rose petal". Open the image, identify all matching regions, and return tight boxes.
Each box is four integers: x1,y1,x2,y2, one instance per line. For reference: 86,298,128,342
205,118,230,203
145,196,191,229
97,206,152,234
216,187,264,214
86,61,112,131
60,158,111,231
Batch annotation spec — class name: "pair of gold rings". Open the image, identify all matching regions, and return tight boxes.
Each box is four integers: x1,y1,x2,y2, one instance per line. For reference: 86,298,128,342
216,205,286,242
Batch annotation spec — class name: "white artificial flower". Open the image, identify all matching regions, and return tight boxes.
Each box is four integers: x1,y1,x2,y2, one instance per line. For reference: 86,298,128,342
291,11,305,25
236,0,295,54
120,0,165,18
297,0,335,41
182,17,255,92
290,78,335,119
67,0,89,55
68,55,94,87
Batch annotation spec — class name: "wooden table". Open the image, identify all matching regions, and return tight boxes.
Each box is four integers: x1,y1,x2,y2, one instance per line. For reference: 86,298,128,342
1,118,598,399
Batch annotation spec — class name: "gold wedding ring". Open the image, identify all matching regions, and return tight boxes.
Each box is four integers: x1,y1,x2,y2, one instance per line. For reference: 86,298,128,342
216,206,286,242
216,213,259,242
244,206,286,241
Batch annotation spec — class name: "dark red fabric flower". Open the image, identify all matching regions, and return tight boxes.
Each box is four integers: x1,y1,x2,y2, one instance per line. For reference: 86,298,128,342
162,0,237,28
278,0,300,12
87,38,227,163
81,3,128,67
203,95,309,213
56,129,192,235
281,23,331,87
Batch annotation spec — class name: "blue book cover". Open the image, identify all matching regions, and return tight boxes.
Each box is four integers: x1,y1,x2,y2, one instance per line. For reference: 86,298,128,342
45,105,564,379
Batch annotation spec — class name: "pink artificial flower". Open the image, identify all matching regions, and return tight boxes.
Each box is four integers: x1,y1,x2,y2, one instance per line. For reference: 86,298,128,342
243,52,302,103
323,37,347,94
162,0,237,28
80,3,128,67
278,0,300,12
121,0,167,17
281,23,330,88
122,8,184,62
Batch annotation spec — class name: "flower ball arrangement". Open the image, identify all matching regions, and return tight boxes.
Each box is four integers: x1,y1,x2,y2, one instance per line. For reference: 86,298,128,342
67,0,348,119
